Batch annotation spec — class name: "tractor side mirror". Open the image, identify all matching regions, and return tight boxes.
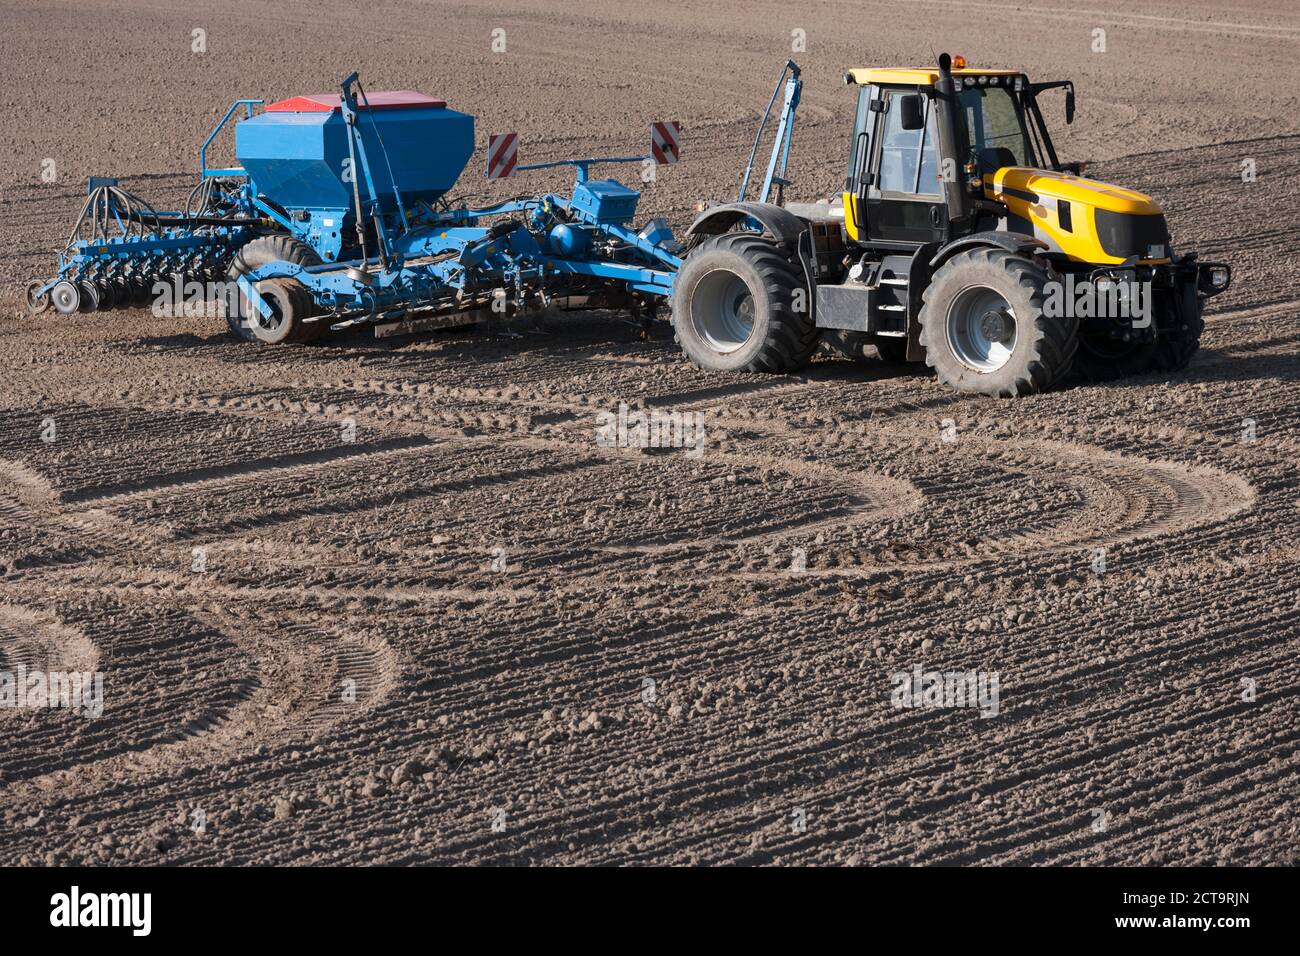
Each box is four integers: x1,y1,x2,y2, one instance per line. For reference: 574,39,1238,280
1065,88,1076,125
899,94,925,131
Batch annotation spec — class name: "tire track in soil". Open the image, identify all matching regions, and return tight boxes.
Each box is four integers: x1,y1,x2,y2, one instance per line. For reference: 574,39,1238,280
698,405,1259,565
189,375,1259,594
0,607,100,727
0,606,98,678
0,439,405,797
0,600,256,793
342,377,1256,581
20,367,1257,629
0,595,399,803
424,565,1300,865
64,436,441,507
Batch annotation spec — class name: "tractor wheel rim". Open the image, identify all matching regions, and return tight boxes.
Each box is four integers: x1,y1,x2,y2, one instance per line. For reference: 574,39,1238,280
947,286,1017,372
692,269,755,353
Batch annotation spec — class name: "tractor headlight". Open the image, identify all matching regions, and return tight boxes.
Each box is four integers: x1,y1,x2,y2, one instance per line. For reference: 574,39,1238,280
1198,263,1231,295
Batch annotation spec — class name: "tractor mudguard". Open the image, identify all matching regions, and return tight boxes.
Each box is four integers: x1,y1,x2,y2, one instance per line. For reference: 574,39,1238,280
929,231,1049,269
684,201,818,322
685,202,809,249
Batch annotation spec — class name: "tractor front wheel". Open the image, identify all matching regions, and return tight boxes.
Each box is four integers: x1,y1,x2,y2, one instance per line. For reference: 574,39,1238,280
919,248,1077,397
671,233,818,373
1150,285,1204,373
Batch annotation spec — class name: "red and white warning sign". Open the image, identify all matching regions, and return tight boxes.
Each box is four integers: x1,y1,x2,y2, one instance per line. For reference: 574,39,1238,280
650,121,682,165
486,133,518,179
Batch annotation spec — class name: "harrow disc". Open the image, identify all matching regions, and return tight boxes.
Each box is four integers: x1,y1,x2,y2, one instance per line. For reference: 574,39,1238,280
112,277,132,309
76,279,100,313
25,282,50,315
131,278,154,308
95,280,118,311
50,280,81,314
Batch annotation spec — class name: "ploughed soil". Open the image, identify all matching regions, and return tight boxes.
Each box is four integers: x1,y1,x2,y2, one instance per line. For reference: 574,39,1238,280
0,0,1297,865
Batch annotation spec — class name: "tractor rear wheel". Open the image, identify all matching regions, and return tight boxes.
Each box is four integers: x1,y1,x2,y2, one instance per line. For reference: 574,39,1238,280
919,248,1077,397
671,233,818,373
225,236,323,342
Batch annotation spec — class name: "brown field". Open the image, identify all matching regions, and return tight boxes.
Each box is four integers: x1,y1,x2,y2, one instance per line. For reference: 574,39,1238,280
0,0,1298,865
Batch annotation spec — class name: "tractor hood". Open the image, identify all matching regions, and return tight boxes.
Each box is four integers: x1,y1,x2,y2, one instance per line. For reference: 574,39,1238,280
985,167,1162,215
983,167,1172,264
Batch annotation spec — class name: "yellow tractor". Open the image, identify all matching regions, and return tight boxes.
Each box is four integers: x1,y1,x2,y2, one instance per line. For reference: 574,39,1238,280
672,54,1231,397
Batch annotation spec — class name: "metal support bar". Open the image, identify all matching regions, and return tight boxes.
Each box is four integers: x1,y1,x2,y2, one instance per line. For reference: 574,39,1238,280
515,156,646,184
739,60,802,204
762,67,802,204
339,72,393,268
201,99,263,178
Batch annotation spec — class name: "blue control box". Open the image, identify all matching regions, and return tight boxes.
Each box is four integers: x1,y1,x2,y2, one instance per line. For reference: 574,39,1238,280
570,179,640,225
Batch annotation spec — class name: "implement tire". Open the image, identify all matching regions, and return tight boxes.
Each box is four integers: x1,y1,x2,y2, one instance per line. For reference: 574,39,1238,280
225,236,322,342
248,279,318,346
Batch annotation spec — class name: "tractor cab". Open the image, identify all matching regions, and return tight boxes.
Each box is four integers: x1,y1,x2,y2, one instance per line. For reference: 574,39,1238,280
842,63,1065,248
840,58,1179,269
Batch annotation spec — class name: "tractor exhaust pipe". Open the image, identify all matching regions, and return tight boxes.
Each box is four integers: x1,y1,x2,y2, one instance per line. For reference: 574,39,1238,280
933,52,972,236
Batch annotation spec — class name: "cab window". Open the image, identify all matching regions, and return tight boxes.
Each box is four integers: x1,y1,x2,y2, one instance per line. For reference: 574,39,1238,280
877,91,940,196
916,106,941,194
959,86,1036,170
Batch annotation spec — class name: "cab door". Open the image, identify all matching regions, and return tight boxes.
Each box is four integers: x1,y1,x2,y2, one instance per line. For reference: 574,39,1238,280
842,83,877,243
864,89,948,245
